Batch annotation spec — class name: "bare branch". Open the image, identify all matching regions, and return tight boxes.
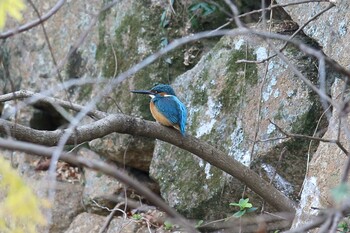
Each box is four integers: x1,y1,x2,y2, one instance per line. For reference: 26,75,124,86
0,138,198,233
270,120,349,156
223,0,245,28
238,0,330,19
237,3,335,64
0,0,66,39
0,113,296,213
0,90,106,119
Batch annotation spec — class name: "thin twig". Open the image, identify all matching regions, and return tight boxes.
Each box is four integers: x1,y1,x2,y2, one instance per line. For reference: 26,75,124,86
223,0,245,28
0,90,106,119
238,0,329,19
98,202,125,233
270,120,349,156
237,3,335,64
0,0,66,39
299,105,331,197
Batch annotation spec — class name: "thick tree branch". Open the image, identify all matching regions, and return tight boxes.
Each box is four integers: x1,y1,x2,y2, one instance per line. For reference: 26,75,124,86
0,114,296,213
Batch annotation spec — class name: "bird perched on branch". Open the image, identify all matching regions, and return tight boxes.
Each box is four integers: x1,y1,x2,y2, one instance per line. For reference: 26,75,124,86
131,84,187,136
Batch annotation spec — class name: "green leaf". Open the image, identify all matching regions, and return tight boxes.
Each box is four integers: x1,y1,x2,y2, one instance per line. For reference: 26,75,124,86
164,220,174,230
238,198,250,209
246,207,258,213
164,57,172,64
189,3,203,12
160,37,168,47
190,17,199,28
195,220,204,228
229,202,240,207
338,221,349,233
188,2,216,16
201,4,216,16
160,11,169,28
244,203,253,208
233,210,246,218
132,213,142,220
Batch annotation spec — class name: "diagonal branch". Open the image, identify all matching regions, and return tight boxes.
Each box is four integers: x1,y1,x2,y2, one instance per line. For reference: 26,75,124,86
0,114,296,213
0,138,198,233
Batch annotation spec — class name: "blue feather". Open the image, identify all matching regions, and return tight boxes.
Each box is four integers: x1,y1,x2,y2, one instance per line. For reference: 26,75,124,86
131,84,187,136
152,95,187,135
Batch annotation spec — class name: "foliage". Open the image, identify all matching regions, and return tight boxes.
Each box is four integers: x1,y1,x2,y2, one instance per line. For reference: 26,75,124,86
0,0,26,29
163,220,174,230
159,0,174,28
338,221,349,233
188,2,217,29
195,219,203,228
229,198,257,218
0,156,47,233
160,1,217,30
131,213,142,220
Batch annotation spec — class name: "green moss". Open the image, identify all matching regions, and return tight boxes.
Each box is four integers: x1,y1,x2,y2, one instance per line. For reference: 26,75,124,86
189,111,200,132
192,91,208,106
153,143,225,219
226,49,258,85
290,102,321,135
218,48,258,113
77,84,93,101
285,102,324,158
95,18,107,61
275,104,284,120
66,49,82,78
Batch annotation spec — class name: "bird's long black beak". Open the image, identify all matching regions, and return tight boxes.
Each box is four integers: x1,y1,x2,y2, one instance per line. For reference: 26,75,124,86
130,90,153,95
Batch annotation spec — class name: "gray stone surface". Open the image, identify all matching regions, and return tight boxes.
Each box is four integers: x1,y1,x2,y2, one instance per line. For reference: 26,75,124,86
65,212,181,233
79,148,125,214
274,0,350,229
292,80,348,229
275,1,350,69
47,181,84,233
64,212,143,233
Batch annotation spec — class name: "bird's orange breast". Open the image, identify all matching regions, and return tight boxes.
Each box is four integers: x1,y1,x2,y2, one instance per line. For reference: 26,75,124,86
150,101,173,127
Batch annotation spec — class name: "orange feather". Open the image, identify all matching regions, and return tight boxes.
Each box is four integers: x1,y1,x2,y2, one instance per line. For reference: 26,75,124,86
150,101,180,130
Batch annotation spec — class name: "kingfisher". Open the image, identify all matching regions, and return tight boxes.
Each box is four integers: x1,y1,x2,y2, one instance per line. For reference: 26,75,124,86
131,84,187,136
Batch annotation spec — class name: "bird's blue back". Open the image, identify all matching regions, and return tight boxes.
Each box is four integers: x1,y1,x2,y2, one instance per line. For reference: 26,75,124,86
152,95,187,135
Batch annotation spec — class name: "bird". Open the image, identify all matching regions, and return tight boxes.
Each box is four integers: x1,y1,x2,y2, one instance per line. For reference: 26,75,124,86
131,84,187,136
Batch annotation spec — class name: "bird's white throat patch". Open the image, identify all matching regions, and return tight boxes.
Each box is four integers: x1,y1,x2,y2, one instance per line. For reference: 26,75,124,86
149,94,173,98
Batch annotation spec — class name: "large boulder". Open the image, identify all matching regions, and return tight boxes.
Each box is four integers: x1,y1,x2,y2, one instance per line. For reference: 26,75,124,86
273,0,350,228
150,22,332,219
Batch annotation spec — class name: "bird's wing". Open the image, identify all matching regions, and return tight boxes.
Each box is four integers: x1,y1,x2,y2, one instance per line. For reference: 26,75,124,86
153,96,181,124
153,95,187,135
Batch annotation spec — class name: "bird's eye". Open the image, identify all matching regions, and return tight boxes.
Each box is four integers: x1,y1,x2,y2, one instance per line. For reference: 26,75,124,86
153,90,159,94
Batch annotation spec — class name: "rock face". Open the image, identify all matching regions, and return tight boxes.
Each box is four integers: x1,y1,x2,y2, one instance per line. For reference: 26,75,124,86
150,22,330,219
275,0,350,228
65,212,154,233
79,148,125,214
2,0,348,230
